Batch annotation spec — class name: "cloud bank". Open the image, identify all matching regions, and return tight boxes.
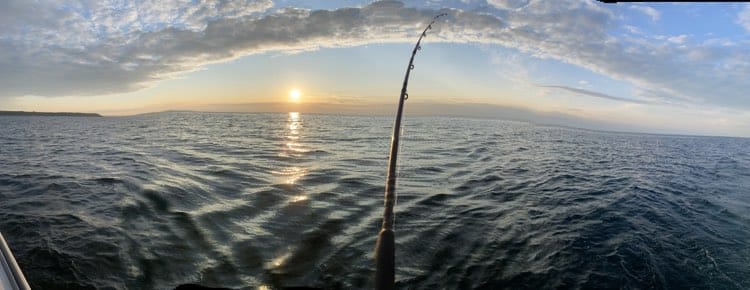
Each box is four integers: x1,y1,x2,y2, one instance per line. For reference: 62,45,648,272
629,5,660,22
1,0,750,111
538,85,655,105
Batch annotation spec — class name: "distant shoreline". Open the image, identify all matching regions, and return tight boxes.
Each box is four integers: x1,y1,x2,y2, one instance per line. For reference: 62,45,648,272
0,111,101,117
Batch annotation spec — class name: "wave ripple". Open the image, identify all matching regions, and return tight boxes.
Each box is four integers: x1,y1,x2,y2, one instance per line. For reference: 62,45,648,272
1,113,749,289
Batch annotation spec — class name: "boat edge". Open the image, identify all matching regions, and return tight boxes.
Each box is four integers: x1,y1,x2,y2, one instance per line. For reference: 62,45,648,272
0,232,31,290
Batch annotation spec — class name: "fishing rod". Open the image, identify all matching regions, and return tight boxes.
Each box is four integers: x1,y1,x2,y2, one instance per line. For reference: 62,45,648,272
375,13,447,290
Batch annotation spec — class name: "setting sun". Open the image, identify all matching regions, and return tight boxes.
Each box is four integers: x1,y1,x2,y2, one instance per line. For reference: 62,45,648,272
289,89,301,103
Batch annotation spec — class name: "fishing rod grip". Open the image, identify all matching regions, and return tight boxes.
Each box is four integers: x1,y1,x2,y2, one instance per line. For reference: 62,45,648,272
375,228,395,290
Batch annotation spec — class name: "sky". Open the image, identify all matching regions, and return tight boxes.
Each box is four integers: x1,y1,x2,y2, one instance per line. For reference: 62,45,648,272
1,0,750,137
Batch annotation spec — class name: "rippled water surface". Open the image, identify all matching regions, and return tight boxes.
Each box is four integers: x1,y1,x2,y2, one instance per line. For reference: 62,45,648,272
1,112,749,289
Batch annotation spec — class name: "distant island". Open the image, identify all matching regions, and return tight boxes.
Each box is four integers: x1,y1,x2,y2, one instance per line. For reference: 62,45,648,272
0,111,101,117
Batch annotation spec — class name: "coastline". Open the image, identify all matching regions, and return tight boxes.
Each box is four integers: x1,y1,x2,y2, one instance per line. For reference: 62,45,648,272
0,111,101,117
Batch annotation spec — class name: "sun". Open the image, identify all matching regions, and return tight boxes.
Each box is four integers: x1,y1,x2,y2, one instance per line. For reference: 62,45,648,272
289,89,301,103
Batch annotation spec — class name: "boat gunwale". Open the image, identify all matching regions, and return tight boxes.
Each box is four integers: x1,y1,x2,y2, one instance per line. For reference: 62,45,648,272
0,232,30,290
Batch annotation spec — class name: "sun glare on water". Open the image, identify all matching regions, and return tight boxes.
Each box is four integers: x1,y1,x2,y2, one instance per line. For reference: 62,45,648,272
289,89,301,103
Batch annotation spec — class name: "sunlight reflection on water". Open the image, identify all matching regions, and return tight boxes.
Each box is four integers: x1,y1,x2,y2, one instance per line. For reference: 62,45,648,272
278,113,308,189
274,112,309,185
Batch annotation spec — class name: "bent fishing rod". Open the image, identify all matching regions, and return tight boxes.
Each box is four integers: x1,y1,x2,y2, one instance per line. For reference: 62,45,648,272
375,13,447,290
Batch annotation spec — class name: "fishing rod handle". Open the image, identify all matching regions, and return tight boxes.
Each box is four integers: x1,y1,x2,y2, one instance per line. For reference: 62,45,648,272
375,228,395,290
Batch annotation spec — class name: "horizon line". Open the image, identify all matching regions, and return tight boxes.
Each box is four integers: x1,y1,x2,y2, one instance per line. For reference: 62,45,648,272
3,102,746,139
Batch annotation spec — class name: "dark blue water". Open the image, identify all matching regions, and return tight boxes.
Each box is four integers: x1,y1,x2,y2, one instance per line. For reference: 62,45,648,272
1,112,749,289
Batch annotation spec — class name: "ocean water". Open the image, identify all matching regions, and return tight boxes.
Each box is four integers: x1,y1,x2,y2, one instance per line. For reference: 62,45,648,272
0,112,749,289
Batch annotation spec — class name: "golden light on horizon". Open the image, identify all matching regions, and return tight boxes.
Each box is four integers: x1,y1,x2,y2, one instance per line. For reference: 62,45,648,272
289,89,301,103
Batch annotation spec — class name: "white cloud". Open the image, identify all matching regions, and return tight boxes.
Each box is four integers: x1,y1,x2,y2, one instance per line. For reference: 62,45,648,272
667,34,688,44
630,5,660,22
623,25,643,35
486,0,530,10
0,0,275,97
0,0,274,48
737,5,750,32
1,0,750,112
0,0,506,97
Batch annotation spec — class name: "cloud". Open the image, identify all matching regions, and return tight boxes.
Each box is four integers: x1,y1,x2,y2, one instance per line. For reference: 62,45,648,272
538,85,654,105
737,5,750,32
622,25,643,35
486,0,530,10
1,0,750,113
667,34,688,44
0,0,503,97
630,5,660,21
0,0,275,97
